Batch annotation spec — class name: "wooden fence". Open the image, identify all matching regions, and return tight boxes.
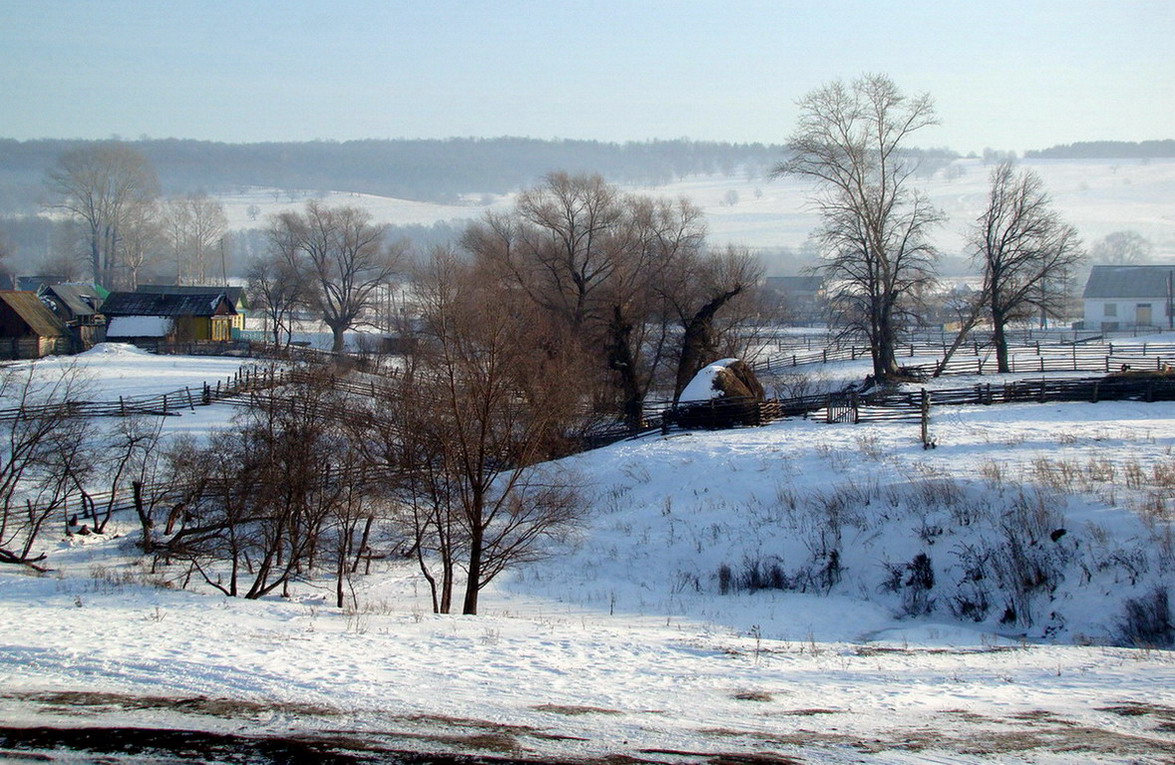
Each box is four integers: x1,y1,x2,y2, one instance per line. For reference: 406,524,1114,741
0,365,290,423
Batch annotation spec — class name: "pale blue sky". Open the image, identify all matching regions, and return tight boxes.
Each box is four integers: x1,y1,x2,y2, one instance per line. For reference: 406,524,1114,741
1,1,1170,153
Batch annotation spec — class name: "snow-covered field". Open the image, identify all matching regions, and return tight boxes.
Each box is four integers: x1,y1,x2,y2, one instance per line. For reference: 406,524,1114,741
217,158,1175,259
0,348,1173,763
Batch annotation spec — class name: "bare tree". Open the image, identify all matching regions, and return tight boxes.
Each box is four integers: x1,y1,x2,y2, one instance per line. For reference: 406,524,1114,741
1091,230,1152,265
163,193,228,285
246,247,309,347
774,74,942,380
272,202,403,353
664,245,765,400
971,161,1083,372
44,142,159,288
414,251,584,615
120,199,163,290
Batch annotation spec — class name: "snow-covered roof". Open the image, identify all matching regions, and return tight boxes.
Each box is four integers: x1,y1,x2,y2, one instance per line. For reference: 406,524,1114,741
106,315,173,338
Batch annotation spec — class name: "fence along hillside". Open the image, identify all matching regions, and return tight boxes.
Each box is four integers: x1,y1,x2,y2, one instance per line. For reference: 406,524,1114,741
754,335,1175,379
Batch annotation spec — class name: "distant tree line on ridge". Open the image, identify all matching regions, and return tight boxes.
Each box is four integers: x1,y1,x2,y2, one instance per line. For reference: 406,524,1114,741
1025,140,1175,160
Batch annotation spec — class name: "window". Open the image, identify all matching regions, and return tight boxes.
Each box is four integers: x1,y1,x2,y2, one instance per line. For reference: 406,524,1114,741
1104,303,1117,317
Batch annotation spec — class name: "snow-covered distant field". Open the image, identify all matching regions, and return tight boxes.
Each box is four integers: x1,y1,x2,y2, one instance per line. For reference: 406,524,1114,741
0,348,1173,762
217,158,1175,259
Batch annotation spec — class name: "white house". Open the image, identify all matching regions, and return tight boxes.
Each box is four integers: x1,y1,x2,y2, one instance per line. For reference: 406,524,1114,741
1082,265,1175,331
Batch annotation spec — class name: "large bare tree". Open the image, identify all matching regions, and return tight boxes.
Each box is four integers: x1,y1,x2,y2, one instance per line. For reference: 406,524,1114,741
271,202,403,353
44,142,159,288
971,161,1083,372
413,251,583,615
774,74,942,380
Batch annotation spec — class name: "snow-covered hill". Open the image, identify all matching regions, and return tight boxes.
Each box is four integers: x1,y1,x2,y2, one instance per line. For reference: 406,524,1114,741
0,350,1172,762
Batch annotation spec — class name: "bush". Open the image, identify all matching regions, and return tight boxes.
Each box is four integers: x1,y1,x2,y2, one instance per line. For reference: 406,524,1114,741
1118,588,1173,648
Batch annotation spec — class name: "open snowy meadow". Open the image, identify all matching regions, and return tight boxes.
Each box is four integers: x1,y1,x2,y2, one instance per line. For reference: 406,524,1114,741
0,345,1173,763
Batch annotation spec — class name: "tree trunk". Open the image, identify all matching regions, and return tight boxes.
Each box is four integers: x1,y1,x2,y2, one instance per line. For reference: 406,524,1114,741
606,306,644,432
133,481,153,553
992,306,1010,373
462,525,483,615
674,287,742,400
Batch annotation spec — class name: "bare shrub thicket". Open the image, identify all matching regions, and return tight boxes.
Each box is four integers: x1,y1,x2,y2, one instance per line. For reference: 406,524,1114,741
159,368,386,605
0,363,94,568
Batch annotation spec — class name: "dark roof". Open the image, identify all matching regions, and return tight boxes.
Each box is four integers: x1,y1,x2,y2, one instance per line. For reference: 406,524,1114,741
101,291,237,318
136,285,246,309
764,276,824,293
41,283,104,317
1083,265,1175,299
0,291,68,337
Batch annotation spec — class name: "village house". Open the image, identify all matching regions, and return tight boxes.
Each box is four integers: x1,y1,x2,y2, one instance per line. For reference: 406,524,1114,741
134,285,249,333
762,275,827,324
101,291,238,349
0,291,71,359
1082,265,1175,331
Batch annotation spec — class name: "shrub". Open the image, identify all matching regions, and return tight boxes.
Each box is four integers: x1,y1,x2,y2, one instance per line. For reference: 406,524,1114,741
1117,587,1173,648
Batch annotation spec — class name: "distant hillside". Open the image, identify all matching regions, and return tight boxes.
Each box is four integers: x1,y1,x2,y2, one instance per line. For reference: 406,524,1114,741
1025,139,1175,160
0,137,786,212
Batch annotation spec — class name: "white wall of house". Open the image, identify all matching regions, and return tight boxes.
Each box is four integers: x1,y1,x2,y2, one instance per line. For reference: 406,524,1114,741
1083,298,1171,330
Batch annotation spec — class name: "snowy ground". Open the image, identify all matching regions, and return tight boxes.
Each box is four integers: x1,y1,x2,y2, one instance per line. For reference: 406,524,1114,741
215,157,1175,259
0,350,1173,763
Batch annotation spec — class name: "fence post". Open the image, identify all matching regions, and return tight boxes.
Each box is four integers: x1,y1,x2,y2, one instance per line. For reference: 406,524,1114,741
825,394,832,424
920,389,930,447
851,391,859,424
203,383,211,405
162,394,168,414
119,396,125,416
1092,381,1100,404
186,387,194,411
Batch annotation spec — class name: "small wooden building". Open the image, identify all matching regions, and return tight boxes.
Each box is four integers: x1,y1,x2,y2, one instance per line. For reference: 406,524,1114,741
102,291,238,348
0,291,70,359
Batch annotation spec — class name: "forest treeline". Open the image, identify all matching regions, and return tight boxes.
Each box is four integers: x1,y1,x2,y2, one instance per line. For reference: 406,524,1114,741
1024,139,1175,160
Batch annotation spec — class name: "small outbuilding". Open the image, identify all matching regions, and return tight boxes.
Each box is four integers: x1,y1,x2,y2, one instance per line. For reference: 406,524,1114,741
0,290,70,359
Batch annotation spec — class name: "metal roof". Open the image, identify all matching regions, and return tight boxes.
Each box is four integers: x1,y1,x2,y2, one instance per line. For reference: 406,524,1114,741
0,291,68,337
1083,265,1175,299
42,283,103,317
101,291,237,318
136,285,247,310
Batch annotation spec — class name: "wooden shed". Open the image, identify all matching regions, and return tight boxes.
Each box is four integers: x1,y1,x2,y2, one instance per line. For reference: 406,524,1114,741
0,291,71,359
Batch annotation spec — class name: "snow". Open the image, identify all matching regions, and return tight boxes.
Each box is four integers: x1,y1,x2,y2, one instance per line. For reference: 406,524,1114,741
106,316,173,338
678,357,740,402
0,350,1173,762
210,159,1175,260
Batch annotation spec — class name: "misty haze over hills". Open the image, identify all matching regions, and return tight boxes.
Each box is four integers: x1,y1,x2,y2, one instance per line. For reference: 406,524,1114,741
4,135,1128,213
1,136,1172,279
